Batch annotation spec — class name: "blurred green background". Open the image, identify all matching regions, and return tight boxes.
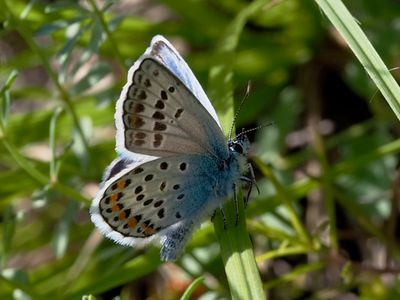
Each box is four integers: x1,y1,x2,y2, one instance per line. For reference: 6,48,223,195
1,0,400,299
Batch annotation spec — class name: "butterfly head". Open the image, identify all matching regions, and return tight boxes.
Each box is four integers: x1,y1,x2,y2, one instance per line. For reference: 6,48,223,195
228,133,250,157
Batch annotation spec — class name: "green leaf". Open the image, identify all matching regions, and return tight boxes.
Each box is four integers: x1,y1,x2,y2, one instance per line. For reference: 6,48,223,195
1,206,16,267
0,70,18,129
52,201,78,258
70,63,110,95
49,107,64,181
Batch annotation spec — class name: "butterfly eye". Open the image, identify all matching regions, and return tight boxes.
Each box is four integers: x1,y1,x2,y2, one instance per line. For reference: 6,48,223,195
232,143,243,154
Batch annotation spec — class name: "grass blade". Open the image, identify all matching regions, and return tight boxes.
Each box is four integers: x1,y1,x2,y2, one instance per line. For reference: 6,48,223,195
314,0,400,121
209,1,281,299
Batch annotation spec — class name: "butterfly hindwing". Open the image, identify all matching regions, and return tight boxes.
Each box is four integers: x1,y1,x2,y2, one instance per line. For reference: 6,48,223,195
91,154,223,245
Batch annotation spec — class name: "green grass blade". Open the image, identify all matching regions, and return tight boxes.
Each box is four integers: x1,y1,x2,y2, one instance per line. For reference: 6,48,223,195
254,157,311,246
66,248,160,299
208,1,280,299
180,276,205,300
49,107,64,181
314,0,400,121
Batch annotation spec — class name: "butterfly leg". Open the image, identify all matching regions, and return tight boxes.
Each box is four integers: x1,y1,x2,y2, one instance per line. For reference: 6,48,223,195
219,205,227,229
160,220,195,261
240,163,259,207
248,163,260,195
233,183,240,226
210,210,216,221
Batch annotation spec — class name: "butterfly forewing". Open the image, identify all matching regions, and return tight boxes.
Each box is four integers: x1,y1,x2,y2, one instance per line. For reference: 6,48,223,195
149,36,221,127
119,58,227,158
98,154,218,239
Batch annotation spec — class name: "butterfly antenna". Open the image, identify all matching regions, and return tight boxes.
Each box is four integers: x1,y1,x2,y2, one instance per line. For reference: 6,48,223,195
228,81,252,140
236,122,275,139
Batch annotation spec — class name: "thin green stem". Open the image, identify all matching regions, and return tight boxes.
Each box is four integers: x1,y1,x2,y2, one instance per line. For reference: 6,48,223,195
49,107,64,182
332,138,400,177
311,127,338,251
249,138,400,219
2,138,49,186
1,1,89,152
256,245,310,262
254,157,312,246
86,0,126,70
65,247,160,299
264,262,325,290
247,219,302,245
53,182,90,205
1,137,89,205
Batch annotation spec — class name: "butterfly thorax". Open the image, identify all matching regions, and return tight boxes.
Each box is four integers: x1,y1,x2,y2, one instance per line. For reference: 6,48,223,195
212,134,250,199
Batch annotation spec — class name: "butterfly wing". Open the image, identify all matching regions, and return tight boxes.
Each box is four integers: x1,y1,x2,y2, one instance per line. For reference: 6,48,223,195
115,37,227,160
90,154,223,260
148,35,221,126
92,36,231,261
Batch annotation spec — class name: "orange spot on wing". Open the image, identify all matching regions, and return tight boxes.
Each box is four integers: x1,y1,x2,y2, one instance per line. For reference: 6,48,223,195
128,218,138,228
119,211,126,220
144,227,156,236
111,193,119,202
117,180,126,189
111,205,120,212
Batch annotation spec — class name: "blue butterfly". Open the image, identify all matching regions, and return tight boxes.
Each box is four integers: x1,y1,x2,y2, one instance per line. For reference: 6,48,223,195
90,35,251,261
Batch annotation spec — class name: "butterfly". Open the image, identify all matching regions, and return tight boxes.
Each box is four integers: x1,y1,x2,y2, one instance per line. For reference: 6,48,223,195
90,35,252,261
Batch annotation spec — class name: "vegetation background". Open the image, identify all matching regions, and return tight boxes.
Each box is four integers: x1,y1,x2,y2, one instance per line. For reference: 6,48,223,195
1,0,400,299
